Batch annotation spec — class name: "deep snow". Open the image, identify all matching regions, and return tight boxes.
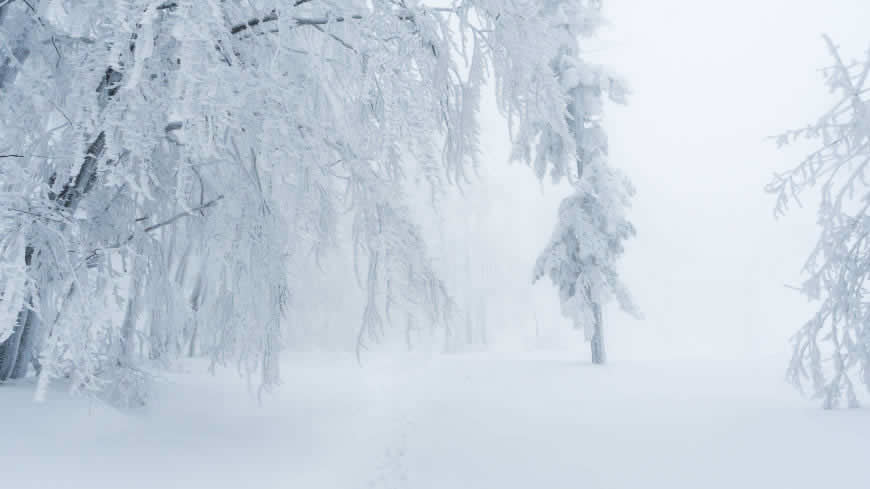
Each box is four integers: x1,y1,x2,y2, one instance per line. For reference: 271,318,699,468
2,353,868,489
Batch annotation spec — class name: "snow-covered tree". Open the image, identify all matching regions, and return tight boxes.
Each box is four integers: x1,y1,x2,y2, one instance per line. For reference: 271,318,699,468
768,36,870,408
1,0,633,400
530,0,637,364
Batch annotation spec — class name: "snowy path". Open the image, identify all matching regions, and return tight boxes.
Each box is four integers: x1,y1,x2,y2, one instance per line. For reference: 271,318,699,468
3,353,869,488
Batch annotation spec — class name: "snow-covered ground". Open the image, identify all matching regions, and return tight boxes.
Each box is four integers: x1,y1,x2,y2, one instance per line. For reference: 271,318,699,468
3,352,868,489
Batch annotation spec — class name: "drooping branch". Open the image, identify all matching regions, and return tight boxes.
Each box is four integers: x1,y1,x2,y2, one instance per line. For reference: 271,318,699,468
228,4,450,62
229,3,429,37
141,195,224,233
230,11,363,35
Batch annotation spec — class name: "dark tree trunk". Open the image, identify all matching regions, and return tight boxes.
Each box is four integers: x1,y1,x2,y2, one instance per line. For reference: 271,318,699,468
0,309,28,381
0,247,35,381
10,304,38,378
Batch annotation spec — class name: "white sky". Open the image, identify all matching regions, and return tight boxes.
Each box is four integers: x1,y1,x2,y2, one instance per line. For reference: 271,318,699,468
455,0,870,363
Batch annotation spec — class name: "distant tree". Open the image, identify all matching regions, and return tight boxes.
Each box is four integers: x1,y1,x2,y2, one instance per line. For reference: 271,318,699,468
768,36,870,408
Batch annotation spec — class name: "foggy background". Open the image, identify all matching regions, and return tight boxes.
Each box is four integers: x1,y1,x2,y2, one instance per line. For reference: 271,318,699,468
440,0,870,364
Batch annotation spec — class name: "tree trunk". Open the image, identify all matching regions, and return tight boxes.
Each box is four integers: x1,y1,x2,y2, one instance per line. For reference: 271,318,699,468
10,304,37,378
0,247,36,381
120,291,138,362
187,319,198,358
0,308,27,381
187,273,205,358
589,301,605,365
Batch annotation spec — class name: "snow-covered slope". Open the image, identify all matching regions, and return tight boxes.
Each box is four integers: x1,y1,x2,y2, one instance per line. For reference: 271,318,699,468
2,353,868,488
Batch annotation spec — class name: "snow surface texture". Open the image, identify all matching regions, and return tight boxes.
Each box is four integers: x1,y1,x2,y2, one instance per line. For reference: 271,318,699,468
3,353,868,489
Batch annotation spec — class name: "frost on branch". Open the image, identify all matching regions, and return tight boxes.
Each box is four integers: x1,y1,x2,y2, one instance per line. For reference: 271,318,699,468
768,36,870,408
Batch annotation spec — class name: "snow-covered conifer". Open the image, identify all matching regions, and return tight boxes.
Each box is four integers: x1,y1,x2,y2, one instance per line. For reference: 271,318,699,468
529,0,637,364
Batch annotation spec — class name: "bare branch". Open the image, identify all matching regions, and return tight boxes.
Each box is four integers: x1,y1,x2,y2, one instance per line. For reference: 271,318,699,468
142,195,224,233
85,195,225,261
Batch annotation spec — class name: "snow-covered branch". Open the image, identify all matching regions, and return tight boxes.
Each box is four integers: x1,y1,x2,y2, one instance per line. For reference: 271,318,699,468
770,36,870,408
